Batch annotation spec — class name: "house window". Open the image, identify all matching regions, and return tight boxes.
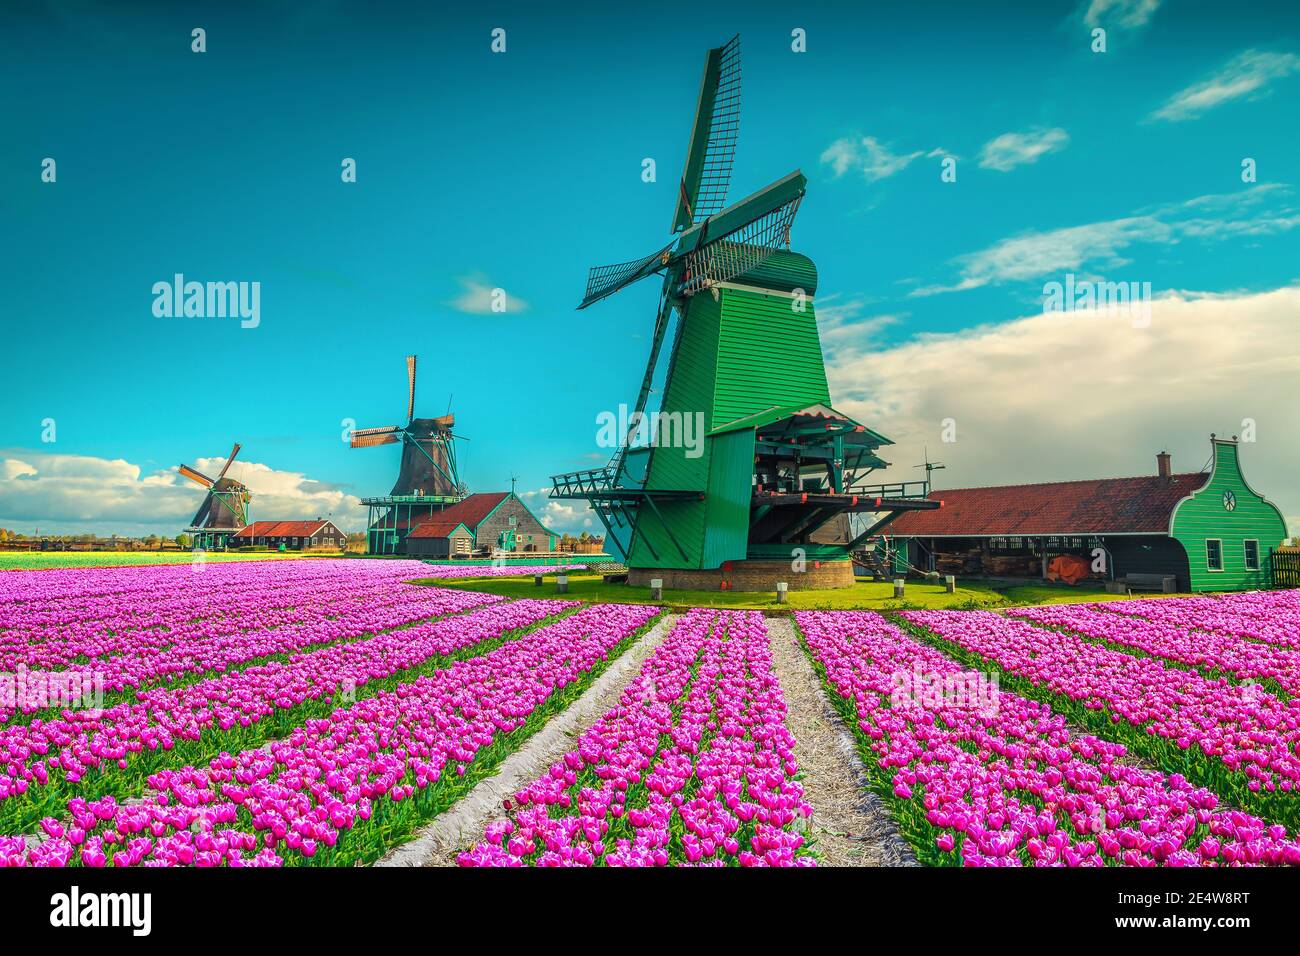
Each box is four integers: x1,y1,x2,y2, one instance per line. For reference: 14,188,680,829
1206,539,1223,571
1244,539,1260,571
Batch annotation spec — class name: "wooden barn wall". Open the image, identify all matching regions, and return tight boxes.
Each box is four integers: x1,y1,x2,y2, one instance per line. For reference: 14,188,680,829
1105,536,1192,591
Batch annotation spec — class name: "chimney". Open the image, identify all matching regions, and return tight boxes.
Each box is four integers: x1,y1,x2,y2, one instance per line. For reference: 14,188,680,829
1156,451,1172,481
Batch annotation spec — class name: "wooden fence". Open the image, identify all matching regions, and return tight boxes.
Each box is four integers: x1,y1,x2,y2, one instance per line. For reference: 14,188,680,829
1270,549,1300,588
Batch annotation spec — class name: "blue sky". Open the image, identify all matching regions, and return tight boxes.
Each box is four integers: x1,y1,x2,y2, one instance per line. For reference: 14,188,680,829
2,0,1298,536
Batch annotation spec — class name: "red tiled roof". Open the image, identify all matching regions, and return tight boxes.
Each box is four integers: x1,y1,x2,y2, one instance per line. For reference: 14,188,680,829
233,520,333,538
405,493,510,539
887,473,1209,537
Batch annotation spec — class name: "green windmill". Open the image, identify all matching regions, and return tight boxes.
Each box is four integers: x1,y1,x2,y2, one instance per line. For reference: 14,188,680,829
551,35,939,589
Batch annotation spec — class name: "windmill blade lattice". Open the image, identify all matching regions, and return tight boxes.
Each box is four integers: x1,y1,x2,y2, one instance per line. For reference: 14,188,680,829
350,426,401,448
672,35,742,232
678,193,802,296
578,241,674,310
685,35,740,225
216,443,241,480
406,355,417,422
178,464,214,487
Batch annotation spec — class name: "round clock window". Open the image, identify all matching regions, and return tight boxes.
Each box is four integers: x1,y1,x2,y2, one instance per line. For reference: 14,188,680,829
1222,490,1236,511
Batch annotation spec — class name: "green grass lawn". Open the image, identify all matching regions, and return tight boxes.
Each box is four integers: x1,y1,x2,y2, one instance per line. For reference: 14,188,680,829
0,551,343,571
412,571,1012,610
997,584,1191,605
413,571,1183,611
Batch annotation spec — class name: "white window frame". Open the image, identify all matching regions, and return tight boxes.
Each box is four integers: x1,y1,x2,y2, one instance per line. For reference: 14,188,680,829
1243,539,1260,572
1206,538,1224,572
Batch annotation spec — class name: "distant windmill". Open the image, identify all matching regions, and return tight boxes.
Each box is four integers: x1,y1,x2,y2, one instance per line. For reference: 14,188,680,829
350,355,466,498
179,444,250,546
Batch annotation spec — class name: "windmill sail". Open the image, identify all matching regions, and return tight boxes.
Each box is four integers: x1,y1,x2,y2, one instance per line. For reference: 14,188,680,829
178,464,214,487
406,355,417,422
671,34,741,233
351,426,401,448
216,443,241,480
578,242,674,310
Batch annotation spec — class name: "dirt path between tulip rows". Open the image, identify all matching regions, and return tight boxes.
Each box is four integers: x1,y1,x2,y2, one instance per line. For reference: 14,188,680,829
764,617,917,867
375,612,679,868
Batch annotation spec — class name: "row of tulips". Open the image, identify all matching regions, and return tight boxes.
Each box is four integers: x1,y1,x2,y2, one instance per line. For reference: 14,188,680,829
1110,590,1300,652
796,610,1300,867
459,609,813,867
0,559,432,632
0,561,466,699
411,564,589,579
0,602,661,866
0,597,575,831
3,588,498,728
1010,601,1300,697
902,608,1300,828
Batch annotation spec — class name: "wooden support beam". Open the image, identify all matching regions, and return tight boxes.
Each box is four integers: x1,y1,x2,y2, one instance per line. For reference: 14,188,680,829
641,494,689,562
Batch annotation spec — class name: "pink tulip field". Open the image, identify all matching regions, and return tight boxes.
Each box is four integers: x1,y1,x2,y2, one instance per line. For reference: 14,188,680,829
2,555,1297,868
0,559,659,865
902,606,1300,828
459,609,812,866
797,609,1300,866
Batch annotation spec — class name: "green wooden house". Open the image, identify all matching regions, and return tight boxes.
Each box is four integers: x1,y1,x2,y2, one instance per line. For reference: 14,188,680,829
1170,438,1290,591
889,437,1288,592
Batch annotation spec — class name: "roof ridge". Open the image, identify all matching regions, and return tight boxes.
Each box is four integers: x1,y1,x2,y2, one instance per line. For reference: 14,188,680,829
928,472,1208,495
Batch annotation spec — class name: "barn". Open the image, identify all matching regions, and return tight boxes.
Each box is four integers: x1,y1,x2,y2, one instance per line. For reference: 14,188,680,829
887,437,1288,592
231,520,347,551
403,492,558,559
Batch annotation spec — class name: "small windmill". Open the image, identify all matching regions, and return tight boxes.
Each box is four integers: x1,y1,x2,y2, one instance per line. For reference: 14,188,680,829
351,355,465,498
179,443,251,542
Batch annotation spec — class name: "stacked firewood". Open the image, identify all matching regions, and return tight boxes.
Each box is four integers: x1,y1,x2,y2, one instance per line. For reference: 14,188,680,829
934,549,981,575
982,554,1038,576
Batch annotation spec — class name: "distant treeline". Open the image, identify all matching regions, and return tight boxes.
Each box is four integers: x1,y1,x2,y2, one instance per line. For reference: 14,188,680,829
0,528,194,551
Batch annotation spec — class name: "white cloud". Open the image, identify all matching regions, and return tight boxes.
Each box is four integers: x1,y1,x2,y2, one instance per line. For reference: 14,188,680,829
813,294,901,359
912,216,1168,296
1152,49,1300,122
978,128,1069,172
0,458,37,481
827,285,1300,535
447,274,530,314
519,486,597,535
911,187,1298,296
821,136,927,182
1081,0,1161,29
0,452,367,537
